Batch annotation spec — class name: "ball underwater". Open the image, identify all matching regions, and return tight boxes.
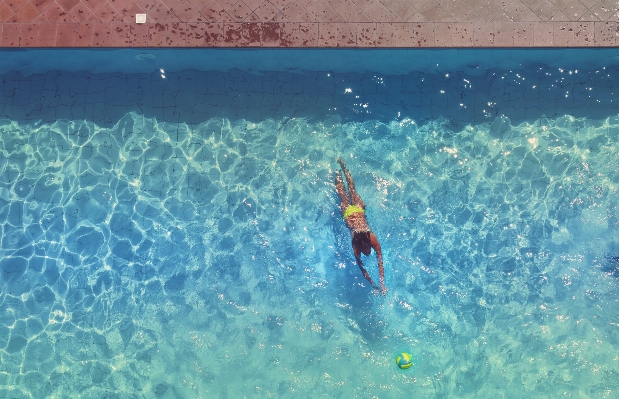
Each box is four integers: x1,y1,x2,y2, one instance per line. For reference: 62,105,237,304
396,352,413,369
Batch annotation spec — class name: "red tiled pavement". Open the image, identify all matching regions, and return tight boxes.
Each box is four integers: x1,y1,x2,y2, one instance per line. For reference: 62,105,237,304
0,0,617,46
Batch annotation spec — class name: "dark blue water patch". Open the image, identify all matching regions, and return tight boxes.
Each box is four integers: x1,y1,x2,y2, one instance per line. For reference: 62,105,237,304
3,55,619,130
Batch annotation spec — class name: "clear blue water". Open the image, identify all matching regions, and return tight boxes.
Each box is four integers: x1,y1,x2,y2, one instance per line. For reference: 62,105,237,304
2,48,619,398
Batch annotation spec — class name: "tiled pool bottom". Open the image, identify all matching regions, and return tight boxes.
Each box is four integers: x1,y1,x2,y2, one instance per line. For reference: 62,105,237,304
2,49,619,398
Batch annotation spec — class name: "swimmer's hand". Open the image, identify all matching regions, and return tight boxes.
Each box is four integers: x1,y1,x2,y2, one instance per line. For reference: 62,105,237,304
336,158,345,168
380,283,388,296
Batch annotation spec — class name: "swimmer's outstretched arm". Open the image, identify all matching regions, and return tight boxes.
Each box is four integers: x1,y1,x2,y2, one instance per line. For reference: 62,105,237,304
354,244,378,290
370,232,387,295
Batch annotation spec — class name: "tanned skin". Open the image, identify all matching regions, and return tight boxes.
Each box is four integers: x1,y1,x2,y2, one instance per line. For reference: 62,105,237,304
335,158,387,295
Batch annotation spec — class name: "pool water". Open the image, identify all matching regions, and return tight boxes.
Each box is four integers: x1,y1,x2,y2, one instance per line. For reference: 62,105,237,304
1,49,619,398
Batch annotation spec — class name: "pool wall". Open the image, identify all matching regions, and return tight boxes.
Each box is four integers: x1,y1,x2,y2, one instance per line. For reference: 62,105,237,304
0,0,617,48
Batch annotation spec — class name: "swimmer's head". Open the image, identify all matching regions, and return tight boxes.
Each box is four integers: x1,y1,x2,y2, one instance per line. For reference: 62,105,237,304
353,231,372,255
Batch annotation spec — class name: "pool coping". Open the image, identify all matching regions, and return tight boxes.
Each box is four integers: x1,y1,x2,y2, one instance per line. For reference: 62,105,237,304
0,21,617,48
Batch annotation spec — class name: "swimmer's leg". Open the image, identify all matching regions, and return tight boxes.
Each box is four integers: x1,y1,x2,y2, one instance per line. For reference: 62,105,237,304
335,170,350,214
337,158,365,209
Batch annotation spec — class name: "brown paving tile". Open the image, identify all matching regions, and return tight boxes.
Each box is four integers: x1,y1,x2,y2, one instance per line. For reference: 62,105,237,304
0,3,15,22
521,9,541,19
117,2,145,22
223,21,242,45
279,21,298,44
217,10,235,20
243,0,263,10
590,0,615,20
389,0,417,21
461,9,481,20
241,20,260,44
474,0,500,19
148,0,172,20
364,0,397,21
553,21,572,44
550,0,586,21
533,20,552,44
375,21,395,45
336,21,355,44
163,0,186,13
465,0,485,9
93,1,119,20
453,20,473,44
57,0,80,11
37,23,57,44
271,0,293,10
531,0,558,20
92,21,111,44
147,21,166,43
270,9,287,19
110,21,129,44
261,20,279,43
393,21,413,44
32,0,55,11
573,21,592,45
74,22,94,45
447,0,475,21
254,0,277,20
130,21,149,44
167,21,186,44
45,2,77,21
473,20,493,45
227,0,251,20
216,0,236,9
335,0,370,21
513,20,533,44
244,10,261,19
6,0,28,12
356,21,375,44
173,0,203,21
32,12,49,20
594,20,614,45
69,2,96,21
299,21,318,44
310,0,344,21
56,23,75,45
200,0,225,20
1,22,20,46
493,11,513,20
19,23,38,46
13,2,41,21
549,9,569,20
493,20,512,44
434,21,453,45
317,21,335,44
83,0,107,11
281,0,316,21
184,21,204,43
414,21,434,45
351,0,372,9
503,0,527,21
519,0,540,7
203,21,223,44
135,0,157,9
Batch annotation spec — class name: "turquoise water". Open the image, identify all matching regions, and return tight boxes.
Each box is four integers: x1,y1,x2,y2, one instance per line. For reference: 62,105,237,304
2,49,619,398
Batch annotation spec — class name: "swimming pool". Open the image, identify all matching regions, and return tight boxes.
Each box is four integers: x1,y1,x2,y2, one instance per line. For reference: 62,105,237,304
2,48,619,398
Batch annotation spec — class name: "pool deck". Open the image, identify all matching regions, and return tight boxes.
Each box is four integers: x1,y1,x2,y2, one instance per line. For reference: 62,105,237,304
0,0,617,47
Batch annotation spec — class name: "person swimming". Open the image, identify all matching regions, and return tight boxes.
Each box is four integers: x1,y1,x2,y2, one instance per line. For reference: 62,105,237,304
335,158,387,295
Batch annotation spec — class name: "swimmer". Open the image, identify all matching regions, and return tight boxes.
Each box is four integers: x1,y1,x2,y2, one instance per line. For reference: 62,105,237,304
335,158,387,295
